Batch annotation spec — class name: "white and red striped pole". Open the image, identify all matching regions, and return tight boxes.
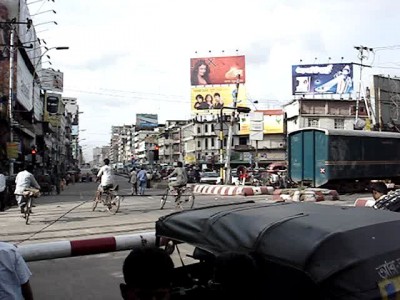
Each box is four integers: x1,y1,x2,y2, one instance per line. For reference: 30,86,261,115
17,231,156,262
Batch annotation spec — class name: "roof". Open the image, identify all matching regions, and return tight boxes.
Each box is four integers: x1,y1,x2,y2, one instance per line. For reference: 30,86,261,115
156,202,400,284
289,127,400,139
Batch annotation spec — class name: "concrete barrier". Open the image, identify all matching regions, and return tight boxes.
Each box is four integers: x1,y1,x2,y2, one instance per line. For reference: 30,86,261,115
17,232,156,262
193,184,273,196
354,198,375,207
273,188,340,202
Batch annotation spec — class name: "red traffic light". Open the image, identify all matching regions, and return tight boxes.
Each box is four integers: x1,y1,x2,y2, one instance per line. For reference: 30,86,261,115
155,145,159,150
31,149,36,155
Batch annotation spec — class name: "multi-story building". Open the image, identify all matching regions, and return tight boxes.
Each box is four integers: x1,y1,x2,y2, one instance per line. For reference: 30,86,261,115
284,98,368,133
134,130,159,164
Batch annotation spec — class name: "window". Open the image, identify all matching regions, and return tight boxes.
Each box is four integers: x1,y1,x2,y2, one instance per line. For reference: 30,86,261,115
334,118,345,129
308,118,319,127
211,124,215,132
211,138,215,147
205,124,208,133
239,137,247,145
197,141,201,148
197,126,201,134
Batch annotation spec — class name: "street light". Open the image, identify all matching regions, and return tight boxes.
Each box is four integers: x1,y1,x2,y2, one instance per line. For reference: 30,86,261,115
31,10,56,16
34,21,58,27
27,0,55,4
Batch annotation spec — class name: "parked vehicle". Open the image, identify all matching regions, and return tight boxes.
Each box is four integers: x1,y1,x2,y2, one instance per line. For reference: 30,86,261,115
288,127,400,192
199,172,221,185
156,202,400,299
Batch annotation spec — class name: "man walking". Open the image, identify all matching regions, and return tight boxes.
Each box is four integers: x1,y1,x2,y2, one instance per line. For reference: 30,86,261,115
137,167,147,196
129,168,137,195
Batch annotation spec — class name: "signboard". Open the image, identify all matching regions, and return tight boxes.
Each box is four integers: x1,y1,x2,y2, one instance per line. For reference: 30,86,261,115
71,125,79,136
191,85,247,114
136,114,158,131
190,55,246,86
292,63,354,95
44,92,62,127
6,142,19,159
40,69,64,93
16,52,33,111
240,111,284,135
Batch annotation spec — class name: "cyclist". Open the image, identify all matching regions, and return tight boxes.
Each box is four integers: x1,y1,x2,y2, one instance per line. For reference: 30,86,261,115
96,158,115,199
14,165,40,214
165,162,188,193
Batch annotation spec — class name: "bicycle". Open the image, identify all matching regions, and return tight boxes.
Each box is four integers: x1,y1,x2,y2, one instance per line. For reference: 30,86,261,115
16,190,40,225
160,185,195,210
92,185,122,215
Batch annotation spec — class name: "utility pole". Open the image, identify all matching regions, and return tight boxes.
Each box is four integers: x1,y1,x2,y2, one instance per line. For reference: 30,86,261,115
224,74,240,185
8,29,15,175
354,45,373,124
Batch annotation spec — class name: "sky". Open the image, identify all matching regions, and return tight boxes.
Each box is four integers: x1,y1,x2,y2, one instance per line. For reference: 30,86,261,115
28,0,400,161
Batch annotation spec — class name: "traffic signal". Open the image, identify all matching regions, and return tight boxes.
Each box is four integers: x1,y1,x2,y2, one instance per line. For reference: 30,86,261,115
154,146,159,161
31,146,37,164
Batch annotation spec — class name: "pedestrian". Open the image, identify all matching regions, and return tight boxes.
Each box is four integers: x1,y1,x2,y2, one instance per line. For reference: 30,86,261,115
0,168,6,211
0,241,34,299
137,167,147,196
14,165,41,214
120,247,174,300
129,168,138,196
371,182,388,202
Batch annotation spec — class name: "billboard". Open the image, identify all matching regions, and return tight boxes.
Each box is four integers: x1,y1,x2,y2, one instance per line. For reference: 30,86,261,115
44,92,62,127
371,75,400,128
191,85,247,114
292,63,354,95
190,55,245,86
40,69,64,93
239,110,284,135
136,114,158,131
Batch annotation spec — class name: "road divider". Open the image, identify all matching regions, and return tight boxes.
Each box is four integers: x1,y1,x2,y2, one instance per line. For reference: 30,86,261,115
273,188,340,202
354,197,375,207
17,232,156,262
193,184,273,196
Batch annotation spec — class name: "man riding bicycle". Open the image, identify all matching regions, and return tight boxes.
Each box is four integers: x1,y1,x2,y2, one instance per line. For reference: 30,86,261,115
96,158,115,198
14,165,40,214
165,162,188,193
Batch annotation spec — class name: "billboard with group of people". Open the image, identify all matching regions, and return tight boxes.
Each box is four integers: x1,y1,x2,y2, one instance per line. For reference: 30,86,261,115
190,55,247,114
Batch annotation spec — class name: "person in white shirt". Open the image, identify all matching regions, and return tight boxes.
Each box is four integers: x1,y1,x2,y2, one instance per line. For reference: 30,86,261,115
96,158,115,197
14,165,40,214
0,241,34,300
0,168,6,211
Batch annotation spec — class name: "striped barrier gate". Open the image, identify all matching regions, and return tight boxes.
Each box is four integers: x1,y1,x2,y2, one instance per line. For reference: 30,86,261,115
17,232,156,262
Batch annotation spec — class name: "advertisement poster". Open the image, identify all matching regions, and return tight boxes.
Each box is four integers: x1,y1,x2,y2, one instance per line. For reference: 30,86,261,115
239,110,284,134
191,85,247,114
40,69,64,93
136,114,158,130
292,63,354,95
44,92,62,127
190,55,246,86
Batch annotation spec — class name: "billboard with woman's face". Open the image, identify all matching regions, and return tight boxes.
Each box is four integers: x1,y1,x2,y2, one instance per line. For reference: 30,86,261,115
190,56,246,86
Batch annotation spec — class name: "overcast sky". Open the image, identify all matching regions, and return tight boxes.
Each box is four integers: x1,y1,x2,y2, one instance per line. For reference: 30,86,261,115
29,0,400,161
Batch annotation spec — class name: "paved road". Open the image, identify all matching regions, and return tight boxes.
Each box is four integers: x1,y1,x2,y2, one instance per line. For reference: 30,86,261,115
0,176,269,245
0,178,371,299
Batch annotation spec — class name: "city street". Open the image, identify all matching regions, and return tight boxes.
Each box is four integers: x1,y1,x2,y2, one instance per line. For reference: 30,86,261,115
0,175,369,299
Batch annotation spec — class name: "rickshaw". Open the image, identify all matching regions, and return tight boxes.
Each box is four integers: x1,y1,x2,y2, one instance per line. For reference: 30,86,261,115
156,201,400,299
